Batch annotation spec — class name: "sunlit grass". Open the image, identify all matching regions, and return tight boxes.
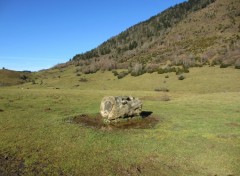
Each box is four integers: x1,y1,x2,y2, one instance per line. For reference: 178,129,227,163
0,67,239,175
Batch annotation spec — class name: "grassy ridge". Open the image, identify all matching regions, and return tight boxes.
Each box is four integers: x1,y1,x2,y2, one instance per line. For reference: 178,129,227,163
0,67,240,175
0,69,32,86
25,66,240,92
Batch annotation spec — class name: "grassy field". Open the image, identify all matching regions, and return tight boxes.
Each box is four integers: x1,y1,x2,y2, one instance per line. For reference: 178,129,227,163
0,66,240,175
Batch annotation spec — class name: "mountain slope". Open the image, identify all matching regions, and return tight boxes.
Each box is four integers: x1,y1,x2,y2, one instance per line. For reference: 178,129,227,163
0,69,32,86
59,0,240,72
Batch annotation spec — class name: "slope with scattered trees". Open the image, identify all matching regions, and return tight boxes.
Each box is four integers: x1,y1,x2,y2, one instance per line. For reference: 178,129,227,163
55,0,240,75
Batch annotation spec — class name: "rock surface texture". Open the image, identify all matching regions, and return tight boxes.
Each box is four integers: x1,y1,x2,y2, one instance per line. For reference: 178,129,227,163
100,96,142,120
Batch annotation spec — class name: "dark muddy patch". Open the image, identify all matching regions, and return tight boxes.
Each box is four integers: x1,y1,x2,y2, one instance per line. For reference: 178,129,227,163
0,152,68,175
65,111,160,130
217,134,239,139
0,153,25,176
0,109,4,112
225,122,240,127
44,107,51,112
113,154,181,176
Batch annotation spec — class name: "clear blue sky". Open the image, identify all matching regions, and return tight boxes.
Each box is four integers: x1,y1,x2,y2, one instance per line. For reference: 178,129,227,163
0,0,186,71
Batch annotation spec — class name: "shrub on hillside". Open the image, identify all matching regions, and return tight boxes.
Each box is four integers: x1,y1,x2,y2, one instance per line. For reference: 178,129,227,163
158,68,165,74
82,67,91,74
31,80,36,85
164,66,174,73
220,63,231,68
112,70,119,76
178,75,185,80
117,71,129,79
131,63,145,76
20,74,28,80
183,67,190,73
158,67,177,74
175,68,182,75
145,63,159,73
116,62,129,69
75,67,82,73
210,57,224,67
98,58,116,71
175,67,189,75
235,59,240,69
154,87,169,92
82,64,98,74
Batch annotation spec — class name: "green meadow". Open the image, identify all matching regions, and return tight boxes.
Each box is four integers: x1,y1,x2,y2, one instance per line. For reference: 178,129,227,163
0,67,240,175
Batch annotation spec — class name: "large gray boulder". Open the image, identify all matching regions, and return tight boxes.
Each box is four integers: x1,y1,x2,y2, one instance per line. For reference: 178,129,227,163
100,96,142,120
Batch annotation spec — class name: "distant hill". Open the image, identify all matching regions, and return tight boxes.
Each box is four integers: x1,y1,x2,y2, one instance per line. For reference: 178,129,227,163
0,69,32,86
57,0,239,75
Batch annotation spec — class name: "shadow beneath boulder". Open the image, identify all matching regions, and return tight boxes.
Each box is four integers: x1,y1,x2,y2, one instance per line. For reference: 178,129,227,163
140,111,153,118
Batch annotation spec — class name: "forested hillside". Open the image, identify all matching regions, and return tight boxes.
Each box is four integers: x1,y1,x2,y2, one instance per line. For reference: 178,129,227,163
57,0,240,75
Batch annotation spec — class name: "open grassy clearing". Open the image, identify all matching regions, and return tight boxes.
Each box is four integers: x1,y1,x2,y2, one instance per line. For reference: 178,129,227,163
0,67,240,175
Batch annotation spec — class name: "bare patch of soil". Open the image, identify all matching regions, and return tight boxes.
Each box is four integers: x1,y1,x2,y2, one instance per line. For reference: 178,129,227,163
225,122,240,127
44,107,51,112
66,111,160,130
0,153,25,176
0,152,67,176
113,154,180,176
